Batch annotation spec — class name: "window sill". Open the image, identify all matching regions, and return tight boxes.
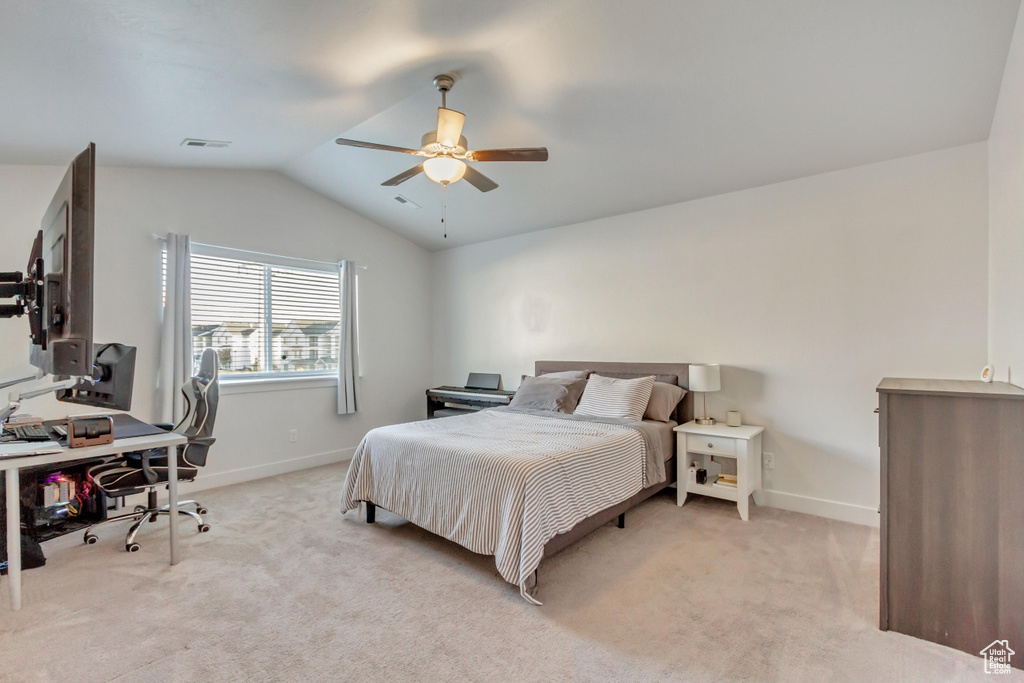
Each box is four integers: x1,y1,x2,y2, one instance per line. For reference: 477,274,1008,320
220,374,338,395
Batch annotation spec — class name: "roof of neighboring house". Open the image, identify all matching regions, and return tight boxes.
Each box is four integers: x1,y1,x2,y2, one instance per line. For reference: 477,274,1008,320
271,320,339,338
223,323,258,337
192,324,220,337
194,320,337,339
299,321,339,336
193,322,258,337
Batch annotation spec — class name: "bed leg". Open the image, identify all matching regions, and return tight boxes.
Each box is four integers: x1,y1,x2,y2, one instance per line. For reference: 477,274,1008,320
617,512,625,529
366,502,376,524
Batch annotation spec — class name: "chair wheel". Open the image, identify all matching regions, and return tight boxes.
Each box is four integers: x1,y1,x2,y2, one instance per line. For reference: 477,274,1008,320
84,533,98,545
134,505,147,514
196,507,208,515
126,542,141,553
198,523,211,533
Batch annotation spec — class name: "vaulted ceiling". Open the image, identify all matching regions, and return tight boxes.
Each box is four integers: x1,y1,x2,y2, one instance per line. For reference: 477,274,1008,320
0,0,1018,250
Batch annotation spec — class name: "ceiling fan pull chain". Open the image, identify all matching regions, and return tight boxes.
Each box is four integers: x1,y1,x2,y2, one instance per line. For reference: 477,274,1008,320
442,182,447,239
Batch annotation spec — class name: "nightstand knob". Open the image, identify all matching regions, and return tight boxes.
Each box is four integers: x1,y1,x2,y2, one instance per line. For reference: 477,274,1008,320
707,443,714,449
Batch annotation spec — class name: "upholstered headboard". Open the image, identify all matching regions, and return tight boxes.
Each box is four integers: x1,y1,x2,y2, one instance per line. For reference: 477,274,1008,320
534,361,694,424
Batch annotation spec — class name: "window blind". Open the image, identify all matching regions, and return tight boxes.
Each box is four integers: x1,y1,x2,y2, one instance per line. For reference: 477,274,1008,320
164,245,341,379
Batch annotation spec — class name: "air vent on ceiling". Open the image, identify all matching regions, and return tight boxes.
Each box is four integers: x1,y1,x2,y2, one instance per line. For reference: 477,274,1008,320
393,195,421,209
181,138,231,148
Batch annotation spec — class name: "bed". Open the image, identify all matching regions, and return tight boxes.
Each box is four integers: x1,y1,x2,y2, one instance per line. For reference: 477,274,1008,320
340,361,693,603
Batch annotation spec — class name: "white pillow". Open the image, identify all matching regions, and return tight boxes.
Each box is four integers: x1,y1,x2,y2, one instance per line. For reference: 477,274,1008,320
574,374,656,421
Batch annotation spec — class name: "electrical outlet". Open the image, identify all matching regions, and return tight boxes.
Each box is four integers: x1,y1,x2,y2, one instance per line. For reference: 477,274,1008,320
289,429,298,443
763,452,775,470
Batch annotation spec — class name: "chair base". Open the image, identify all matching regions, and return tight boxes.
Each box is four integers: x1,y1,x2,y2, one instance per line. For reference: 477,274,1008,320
84,491,210,552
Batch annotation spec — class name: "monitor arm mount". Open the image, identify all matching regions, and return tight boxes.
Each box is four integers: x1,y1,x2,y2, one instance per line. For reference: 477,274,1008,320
0,266,41,321
0,372,92,424
2,231,46,346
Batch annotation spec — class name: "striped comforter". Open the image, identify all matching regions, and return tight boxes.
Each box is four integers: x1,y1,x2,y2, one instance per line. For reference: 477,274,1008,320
340,408,664,604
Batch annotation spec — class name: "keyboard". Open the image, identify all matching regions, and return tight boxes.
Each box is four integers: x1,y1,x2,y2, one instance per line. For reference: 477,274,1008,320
427,386,515,404
7,425,53,442
434,385,506,394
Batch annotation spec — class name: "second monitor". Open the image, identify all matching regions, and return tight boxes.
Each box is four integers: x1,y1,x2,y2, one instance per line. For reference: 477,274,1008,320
58,343,136,411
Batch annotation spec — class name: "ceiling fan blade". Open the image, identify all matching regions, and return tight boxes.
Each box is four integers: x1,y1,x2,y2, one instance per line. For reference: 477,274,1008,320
462,165,498,193
467,147,548,162
381,164,424,186
335,138,425,156
436,108,466,148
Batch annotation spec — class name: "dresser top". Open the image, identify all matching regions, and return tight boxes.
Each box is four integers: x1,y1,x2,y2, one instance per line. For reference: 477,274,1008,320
877,378,1024,399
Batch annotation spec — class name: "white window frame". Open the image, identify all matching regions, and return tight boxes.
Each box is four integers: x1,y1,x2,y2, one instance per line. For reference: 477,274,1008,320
188,243,342,387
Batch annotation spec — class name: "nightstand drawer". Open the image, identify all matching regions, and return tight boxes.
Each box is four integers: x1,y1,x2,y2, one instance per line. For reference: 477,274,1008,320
686,434,736,456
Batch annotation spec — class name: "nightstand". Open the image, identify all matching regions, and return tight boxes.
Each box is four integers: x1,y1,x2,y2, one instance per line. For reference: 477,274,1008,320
675,421,764,521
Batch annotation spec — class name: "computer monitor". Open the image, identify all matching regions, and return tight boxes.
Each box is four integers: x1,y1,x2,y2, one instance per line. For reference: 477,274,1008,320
28,143,96,377
57,343,135,411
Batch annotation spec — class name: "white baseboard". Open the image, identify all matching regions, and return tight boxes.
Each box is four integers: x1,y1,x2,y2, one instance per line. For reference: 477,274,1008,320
180,447,355,493
755,489,879,527
168,451,877,528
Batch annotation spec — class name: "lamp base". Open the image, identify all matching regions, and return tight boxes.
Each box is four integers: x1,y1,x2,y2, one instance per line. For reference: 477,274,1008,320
695,417,717,425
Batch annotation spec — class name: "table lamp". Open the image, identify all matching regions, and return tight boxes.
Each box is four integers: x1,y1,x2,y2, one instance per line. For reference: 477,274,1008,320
689,364,721,425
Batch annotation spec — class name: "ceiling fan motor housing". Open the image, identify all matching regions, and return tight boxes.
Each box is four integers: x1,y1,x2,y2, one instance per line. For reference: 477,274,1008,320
421,131,467,156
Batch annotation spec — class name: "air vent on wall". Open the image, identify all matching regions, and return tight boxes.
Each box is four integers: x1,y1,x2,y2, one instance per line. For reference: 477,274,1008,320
181,138,231,148
393,195,421,209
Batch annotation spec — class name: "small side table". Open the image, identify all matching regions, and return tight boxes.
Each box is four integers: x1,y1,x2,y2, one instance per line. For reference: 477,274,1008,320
675,421,764,521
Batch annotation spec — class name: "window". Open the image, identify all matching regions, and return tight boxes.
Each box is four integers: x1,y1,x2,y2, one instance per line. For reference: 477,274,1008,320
166,243,343,381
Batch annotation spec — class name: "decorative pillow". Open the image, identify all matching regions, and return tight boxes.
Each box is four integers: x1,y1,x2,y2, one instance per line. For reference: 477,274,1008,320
539,370,590,380
644,382,687,422
520,369,589,384
509,376,588,413
574,374,656,421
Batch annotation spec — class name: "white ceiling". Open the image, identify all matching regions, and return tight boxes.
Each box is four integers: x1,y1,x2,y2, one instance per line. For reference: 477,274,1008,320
0,0,1018,251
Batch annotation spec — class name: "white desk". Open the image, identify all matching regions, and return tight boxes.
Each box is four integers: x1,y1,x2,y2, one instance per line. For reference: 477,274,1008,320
1,431,187,611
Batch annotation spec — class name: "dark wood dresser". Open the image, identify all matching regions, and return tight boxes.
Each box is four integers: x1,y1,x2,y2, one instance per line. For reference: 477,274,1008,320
877,378,1024,667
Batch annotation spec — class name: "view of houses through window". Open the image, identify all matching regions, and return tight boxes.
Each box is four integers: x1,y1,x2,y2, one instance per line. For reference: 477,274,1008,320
166,247,342,378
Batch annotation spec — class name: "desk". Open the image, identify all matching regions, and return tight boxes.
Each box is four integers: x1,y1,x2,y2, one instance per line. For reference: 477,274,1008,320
1,431,186,611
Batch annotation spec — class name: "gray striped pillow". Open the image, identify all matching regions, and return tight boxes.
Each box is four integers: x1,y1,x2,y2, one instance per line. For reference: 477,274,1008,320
574,374,656,421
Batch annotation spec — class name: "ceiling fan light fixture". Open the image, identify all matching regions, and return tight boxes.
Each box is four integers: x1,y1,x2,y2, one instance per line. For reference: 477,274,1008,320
423,156,467,185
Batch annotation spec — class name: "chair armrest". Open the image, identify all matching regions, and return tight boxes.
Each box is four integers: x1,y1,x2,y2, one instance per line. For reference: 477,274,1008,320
153,423,175,432
138,449,161,485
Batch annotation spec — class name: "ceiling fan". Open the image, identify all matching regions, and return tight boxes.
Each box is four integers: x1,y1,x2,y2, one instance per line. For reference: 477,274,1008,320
335,74,548,193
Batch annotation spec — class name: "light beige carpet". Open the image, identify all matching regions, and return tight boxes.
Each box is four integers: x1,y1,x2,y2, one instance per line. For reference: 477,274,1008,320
0,463,1017,682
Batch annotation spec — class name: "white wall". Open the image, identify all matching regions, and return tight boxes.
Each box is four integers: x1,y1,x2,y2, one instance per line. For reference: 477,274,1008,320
432,144,989,525
0,165,432,488
989,5,1024,388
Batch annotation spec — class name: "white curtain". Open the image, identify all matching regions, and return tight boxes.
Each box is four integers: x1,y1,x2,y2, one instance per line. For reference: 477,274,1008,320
338,260,359,414
159,233,192,424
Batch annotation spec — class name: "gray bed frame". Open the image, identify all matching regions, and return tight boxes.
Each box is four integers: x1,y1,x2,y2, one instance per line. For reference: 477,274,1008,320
363,361,693,571
534,361,692,558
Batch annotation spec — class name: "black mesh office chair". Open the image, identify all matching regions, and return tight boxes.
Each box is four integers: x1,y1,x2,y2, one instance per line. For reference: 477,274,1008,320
84,348,219,552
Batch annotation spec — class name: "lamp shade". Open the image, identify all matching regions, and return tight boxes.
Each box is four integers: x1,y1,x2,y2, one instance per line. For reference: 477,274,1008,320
689,364,721,392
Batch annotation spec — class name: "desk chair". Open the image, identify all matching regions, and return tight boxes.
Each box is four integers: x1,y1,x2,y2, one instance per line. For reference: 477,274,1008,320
84,348,219,552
